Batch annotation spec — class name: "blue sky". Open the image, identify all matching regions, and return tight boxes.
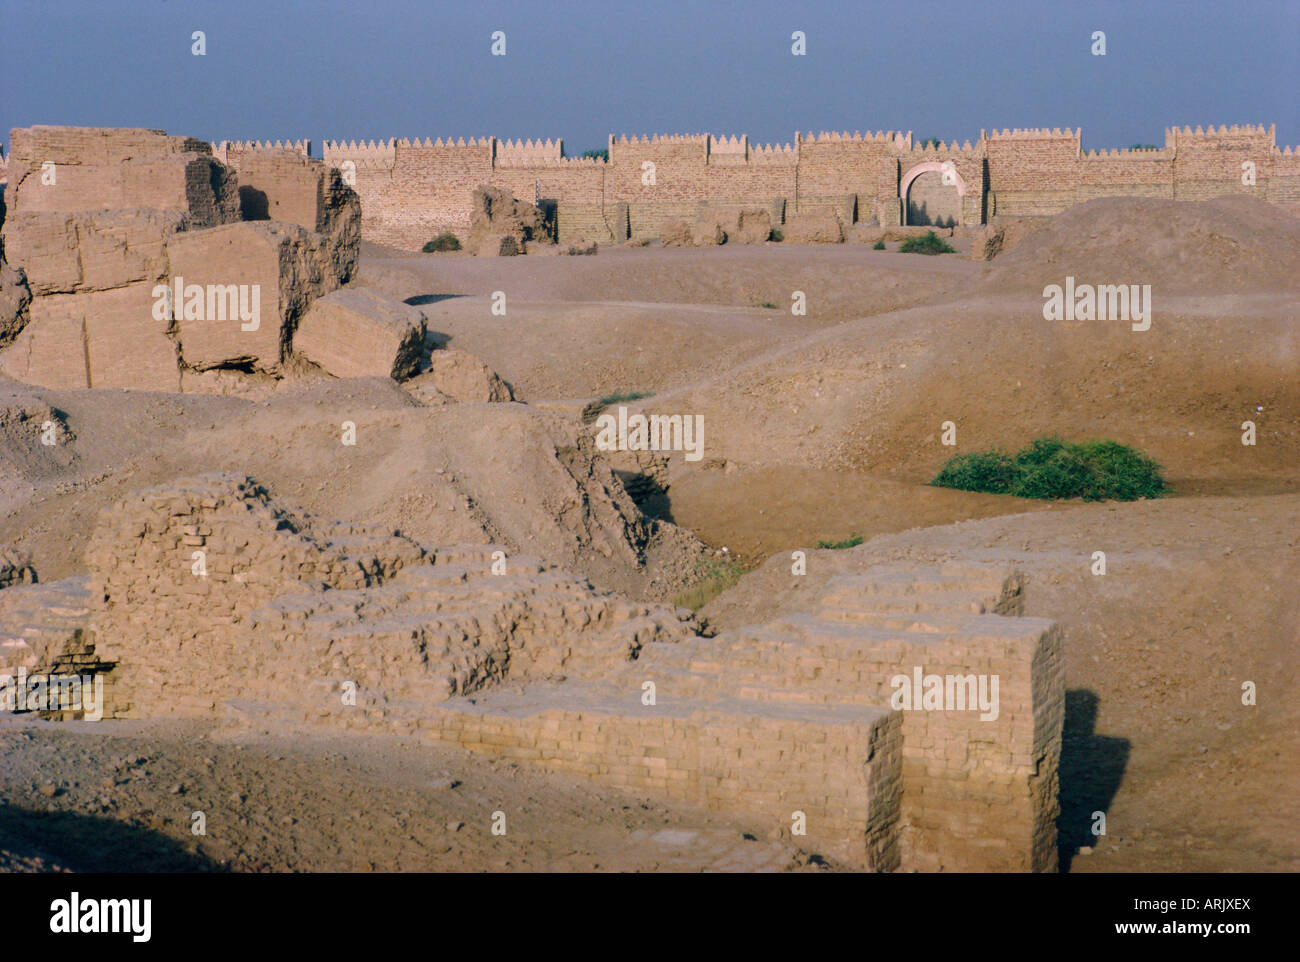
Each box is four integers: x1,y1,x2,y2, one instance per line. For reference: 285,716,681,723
2,0,1296,156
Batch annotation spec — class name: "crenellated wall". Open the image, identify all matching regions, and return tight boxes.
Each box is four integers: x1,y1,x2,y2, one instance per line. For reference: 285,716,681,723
293,123,1300,250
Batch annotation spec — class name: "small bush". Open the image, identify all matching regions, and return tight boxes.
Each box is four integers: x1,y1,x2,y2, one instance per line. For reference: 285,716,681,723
422,232,461,253
770,228,783,242
931,450,1019,495
872,239,887,250
672,558,750,610
816,533,864,550
598,390,651,407
898,231,954,255
757,301,778,309
932,437,1167,501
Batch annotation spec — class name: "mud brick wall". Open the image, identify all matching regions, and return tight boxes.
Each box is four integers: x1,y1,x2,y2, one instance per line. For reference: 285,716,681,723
1169,125,1274,201
665,616,1063,872
422,694,904,870
82,475,427,718
78,475,696,720
984,128,1082,218
1075,150,1174,203
796,132,901,220
5,126,239,228
48,476,1063,871
842,621,1064,874
315,122,1297,250
1267,147,1300,214
323,138,493,251
490,159,608,243
605,136,710,239
1,127,361,392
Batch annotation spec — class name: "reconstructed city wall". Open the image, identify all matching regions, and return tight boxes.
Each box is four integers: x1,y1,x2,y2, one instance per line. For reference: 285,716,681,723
313,123,1299,250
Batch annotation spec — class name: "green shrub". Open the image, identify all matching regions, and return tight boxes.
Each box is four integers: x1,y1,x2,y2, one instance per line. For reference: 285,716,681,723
816,533,864,550
872,239,887,250
672,558,750,610
898,231,954,255
756,301,778,309
580,148,609,161
770,228,783,242
932,437,1167,501
931,450,1019,495
597,390,651,407
422,232,461,253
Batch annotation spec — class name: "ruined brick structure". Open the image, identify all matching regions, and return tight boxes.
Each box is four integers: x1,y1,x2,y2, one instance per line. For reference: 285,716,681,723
2,475,1064,871
297,124,1300,249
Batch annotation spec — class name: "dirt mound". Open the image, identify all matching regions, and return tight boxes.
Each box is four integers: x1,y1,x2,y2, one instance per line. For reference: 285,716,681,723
0,378,707,600
982,197,1300,293
0,380,77,484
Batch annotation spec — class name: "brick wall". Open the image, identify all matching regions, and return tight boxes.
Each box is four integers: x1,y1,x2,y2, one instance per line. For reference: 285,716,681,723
31,475,1066,871
309,122,1297,249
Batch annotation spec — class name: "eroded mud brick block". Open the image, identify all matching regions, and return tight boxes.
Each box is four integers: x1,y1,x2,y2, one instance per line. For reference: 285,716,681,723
5,209,185,295
1,283,176,391
782,211,844,244
83,283,180,391
167,220,336,372
0,295,89,388
227,150,360,284
5,127,238,226
294,288,427,380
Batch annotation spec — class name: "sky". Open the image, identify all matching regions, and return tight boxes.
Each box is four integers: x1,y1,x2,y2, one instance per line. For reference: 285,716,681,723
2,0,1297,157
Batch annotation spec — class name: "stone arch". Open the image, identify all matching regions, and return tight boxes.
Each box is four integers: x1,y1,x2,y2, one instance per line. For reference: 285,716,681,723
901,161,965,227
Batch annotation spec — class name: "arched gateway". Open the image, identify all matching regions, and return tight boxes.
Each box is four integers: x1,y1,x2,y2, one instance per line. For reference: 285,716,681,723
900,161,966,227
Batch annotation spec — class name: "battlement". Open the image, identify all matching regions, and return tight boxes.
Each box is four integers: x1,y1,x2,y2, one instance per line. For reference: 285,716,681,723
1166,122,1274,141
211,139,310,166
802,129,905,144
908,139,980,157
986,127,1082,140
749,141,797,165
215,138,310,154
394,136,493,149
1082,146,1172,160
496,137,563,164
321,139,397,171
293,120,1298,249
613,133,709,145
708,134,747,154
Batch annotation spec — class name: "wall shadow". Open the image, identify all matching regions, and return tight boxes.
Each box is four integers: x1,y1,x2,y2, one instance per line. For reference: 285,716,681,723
0,802,225,872
404,294,466,307
905,197,958,228
237,185,270,221
1056,688,1131,872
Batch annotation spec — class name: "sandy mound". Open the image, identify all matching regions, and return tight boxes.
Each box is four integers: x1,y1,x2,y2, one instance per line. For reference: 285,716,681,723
645,293,1299,486
982,197,1300,293
0,377,706,599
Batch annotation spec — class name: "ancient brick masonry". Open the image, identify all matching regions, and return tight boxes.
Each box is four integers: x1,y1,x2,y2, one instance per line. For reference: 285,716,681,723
3,475,1065,871
320,124,1300,250
0,127,362,391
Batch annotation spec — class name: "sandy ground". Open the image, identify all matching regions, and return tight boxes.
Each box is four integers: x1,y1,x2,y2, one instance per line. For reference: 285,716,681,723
3,198,1298,871
0,718,827,873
